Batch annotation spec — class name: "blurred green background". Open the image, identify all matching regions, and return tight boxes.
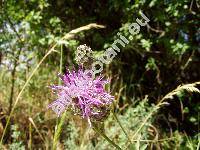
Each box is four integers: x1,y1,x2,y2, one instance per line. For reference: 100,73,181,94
0,0,199,149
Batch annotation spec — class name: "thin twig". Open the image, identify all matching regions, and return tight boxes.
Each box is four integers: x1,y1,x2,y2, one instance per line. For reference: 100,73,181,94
112,112,132,144
93,123,122,150
181,50,195,71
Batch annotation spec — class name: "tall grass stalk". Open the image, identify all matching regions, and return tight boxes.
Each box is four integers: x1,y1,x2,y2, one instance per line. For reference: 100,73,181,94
0,49,54,147
52,43,64,149
28,117,45,144
0,23,105,147
126,81,200,149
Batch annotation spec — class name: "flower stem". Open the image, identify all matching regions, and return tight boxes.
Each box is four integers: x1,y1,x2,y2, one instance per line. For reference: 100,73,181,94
92,123,122,150
52,111,67,150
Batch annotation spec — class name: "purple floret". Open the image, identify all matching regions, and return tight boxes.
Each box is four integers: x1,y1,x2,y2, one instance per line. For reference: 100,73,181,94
48,67,114,126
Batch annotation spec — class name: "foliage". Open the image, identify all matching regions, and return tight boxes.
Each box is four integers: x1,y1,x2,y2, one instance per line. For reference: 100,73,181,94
9,125,25,150
0,0,199,149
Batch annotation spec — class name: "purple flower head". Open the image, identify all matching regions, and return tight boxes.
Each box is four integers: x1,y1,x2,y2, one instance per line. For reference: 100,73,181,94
48,67,114,126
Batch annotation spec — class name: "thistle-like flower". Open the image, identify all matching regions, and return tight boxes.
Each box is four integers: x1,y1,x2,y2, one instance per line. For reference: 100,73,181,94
48,67,114,126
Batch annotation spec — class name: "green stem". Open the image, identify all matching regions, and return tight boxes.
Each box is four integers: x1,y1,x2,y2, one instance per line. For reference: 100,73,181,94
52,111,67,150
92,123,122,150
52,43,64,149
112,112,132,144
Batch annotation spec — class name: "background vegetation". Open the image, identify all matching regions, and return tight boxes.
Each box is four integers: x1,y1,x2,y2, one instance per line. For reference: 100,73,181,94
0,0,199,149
